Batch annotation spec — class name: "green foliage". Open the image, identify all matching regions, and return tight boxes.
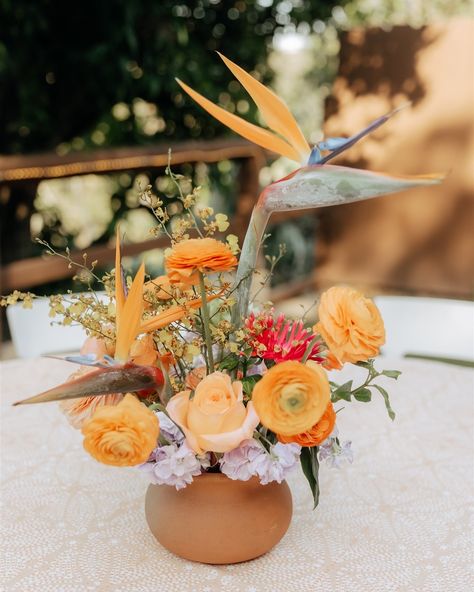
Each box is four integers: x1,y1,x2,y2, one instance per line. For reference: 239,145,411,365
331,359,400,420
300,446,320,509
0,0,342,154
242,374,262,396
218,352,241,372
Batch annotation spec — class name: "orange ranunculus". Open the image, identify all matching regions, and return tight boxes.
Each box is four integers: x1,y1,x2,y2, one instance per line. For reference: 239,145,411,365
166,372,259,454
315,286,385,364
82,394,159,466
252,360,330,437
165,238,237,285
278,402,336,447
185,366,206,390
322,350,343,371
143,275,173,306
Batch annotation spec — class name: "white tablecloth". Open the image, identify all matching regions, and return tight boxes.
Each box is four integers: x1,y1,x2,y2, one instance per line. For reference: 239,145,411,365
1,357,473,592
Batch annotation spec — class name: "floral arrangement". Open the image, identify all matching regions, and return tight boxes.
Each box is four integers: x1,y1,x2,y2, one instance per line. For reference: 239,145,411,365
5,54,441,508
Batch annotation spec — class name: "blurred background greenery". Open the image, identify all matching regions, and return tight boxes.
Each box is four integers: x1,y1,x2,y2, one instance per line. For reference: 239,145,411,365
0,0,471,295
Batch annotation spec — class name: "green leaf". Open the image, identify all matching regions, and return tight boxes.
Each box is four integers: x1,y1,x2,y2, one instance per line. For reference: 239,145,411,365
242,375,262,396
373,384,396,420
300,447,320,509
218,353,240,372
353,387,372,402
331,380,353,402
381,370,402,380
356,359,375,370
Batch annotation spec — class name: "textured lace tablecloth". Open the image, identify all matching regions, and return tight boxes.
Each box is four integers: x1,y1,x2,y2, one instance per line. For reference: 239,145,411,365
1,356,473,592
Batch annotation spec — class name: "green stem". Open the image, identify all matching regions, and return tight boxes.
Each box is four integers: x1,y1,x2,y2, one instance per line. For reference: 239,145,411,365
231,206,270,327
198,272,215,373
301,336,320,364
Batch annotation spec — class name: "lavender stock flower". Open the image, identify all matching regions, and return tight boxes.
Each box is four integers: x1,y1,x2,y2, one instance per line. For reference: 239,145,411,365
140,442,209,490
220,439,265,481
318,436,354,468
220,439,301,485
156,411,184,444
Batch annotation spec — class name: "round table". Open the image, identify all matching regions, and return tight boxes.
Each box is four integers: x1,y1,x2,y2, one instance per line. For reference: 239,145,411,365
1,356,473,592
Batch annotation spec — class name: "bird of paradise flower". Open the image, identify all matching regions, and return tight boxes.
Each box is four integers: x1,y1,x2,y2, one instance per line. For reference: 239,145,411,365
177,53,443,322
14,232,218,406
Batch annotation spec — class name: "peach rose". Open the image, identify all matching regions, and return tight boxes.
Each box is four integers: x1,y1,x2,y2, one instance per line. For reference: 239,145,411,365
82,394,159,466
252,360,330,436
278,402,336,447
165,238,237,285
166,372,259,454
315,286,385,364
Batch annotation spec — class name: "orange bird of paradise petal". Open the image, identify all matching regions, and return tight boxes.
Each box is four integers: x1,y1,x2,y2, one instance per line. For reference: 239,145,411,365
176,52,312,163
176,53,444,324
139,291,222,333
114,261,145,363
13,251,223,405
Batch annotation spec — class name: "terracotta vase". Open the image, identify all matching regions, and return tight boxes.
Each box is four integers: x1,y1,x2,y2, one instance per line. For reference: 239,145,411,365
145,473,293,564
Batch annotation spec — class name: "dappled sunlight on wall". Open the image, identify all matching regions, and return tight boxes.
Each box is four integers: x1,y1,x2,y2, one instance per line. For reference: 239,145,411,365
317,19,474,298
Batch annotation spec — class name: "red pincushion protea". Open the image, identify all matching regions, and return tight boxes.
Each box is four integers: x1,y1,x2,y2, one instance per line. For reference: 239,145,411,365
245,312,324,364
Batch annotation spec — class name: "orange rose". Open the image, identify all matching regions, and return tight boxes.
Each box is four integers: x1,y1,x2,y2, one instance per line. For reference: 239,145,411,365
278,402,336,447
165,238,237,285
166,372,259,454
315,286,385,364
82,394,159,466
252,360,330,436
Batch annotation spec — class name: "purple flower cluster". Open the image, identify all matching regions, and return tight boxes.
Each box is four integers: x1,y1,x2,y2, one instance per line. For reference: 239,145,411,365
220,439,301,485
318,428,354,467
139,412,209,490
140,442,210,490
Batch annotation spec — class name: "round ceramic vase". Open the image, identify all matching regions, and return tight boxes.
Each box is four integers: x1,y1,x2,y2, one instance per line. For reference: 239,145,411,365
145,473,293,564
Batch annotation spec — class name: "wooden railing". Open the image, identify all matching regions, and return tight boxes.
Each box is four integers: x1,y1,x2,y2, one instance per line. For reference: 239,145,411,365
0,139,268,292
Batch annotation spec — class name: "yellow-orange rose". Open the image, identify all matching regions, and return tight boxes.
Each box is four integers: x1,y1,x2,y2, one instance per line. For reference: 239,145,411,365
82,394,159,466
165,238,237,285
252,360,330,436
278,402,336,447
315,286,385,364
166,371,259,454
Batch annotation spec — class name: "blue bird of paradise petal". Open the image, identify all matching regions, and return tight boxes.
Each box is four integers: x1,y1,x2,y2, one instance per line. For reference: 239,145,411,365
46,353,119,368
308,104,410,166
